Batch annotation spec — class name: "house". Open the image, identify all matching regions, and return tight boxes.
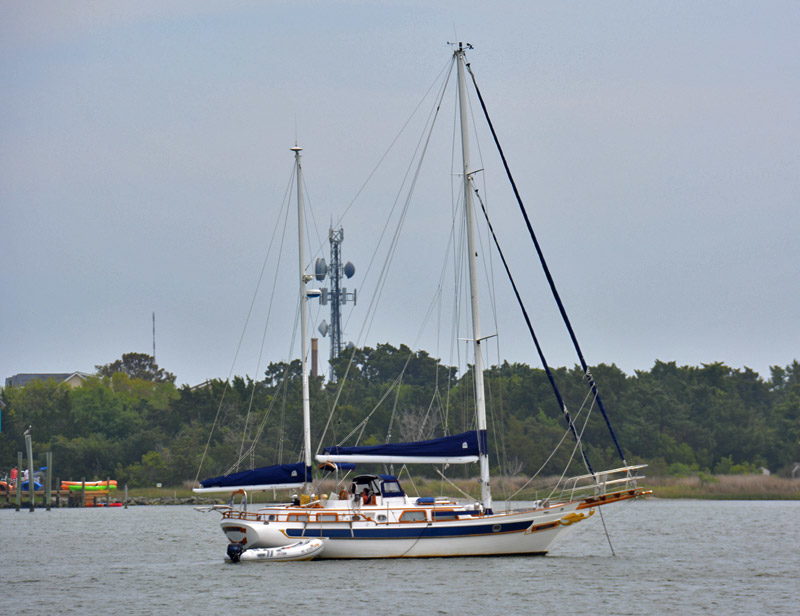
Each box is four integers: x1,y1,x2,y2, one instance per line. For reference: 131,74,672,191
4,372,91,389
190,379,213,391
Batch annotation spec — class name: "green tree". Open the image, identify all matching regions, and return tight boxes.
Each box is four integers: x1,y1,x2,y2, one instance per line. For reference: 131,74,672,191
96,352,176,383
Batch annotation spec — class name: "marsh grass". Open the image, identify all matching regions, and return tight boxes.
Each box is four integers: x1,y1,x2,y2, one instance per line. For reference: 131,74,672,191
647,474,800,500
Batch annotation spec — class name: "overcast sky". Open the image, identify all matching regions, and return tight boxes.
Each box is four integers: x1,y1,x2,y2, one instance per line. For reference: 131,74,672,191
2,1,798,387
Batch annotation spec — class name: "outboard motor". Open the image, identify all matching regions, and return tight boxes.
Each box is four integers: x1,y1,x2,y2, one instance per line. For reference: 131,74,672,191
227,543,245,563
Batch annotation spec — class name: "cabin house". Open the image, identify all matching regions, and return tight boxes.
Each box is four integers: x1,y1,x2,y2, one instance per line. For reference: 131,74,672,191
4,372,91,389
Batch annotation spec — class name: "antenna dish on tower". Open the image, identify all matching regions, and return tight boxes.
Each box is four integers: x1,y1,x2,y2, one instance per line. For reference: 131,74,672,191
315,258,328,281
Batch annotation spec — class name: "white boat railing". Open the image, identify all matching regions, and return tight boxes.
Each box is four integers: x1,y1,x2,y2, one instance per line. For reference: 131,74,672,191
558,464,648,501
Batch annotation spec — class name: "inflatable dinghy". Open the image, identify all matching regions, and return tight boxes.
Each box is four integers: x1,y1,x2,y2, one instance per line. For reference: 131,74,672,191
227,539,324,563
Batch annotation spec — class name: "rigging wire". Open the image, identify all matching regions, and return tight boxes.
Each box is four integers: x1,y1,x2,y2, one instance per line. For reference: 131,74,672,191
505,387,595,502
193,159,296,484
383,205,463,445
230,298,303,472
333,370,409,445
447,94,470,440
465,61,627,466
331,56,454,238
316,58,456,452
385,353,414,443
237,169,295,467
472,183,594,476
335,56,454,341
202,156,320,479
554,392,618,557
462,53,619,555
301,163,325,265
465,81,512,485
227,232,306,471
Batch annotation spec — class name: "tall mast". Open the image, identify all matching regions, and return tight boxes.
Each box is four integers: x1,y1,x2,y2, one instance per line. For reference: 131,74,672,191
292,145,313,488
455,43,492,512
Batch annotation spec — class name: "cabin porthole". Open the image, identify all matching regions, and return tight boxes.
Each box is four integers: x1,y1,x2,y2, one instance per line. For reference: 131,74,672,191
492,524,502,533
377,514,387,522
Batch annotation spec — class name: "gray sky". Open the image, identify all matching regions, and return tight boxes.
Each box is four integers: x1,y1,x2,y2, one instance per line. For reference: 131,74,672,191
2,1,798,387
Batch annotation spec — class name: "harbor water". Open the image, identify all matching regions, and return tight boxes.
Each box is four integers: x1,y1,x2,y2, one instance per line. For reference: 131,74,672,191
2,499,797,615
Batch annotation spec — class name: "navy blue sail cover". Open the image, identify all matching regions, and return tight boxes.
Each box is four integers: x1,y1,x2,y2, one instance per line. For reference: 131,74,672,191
200,461,311,489
322,430,487,459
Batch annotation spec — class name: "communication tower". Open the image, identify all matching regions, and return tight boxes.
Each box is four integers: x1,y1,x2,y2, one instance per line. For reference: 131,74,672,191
314,226,356,380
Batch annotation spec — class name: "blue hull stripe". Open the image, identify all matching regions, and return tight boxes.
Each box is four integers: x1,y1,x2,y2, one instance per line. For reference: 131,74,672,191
286,520,533,540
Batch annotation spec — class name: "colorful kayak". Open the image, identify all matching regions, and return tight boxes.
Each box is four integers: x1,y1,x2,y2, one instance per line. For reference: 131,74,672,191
64,484,117,491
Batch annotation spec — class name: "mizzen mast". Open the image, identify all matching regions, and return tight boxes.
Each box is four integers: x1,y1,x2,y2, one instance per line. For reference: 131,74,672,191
292,145,313,490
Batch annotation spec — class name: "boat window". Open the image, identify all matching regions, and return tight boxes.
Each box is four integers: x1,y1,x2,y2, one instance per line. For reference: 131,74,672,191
377,514,387,522
381,480,404,496
287,513,309,522
399,510,427,522
316,513,338,521
432,509,457,521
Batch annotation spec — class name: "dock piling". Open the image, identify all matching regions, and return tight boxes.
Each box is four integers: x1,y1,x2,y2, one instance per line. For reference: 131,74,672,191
25,432,34,512
16,451,22,511
45,451,52,511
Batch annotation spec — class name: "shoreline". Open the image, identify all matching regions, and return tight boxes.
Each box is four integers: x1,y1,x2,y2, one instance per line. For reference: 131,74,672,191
3,474,798,508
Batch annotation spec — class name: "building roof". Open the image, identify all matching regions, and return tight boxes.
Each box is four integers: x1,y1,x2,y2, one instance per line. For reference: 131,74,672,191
4,372,91,388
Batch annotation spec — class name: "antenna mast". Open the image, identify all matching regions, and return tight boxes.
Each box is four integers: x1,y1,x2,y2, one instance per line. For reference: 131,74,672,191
314,227,357,381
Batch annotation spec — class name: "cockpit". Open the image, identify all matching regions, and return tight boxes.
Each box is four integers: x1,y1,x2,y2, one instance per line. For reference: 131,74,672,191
349,474,406,505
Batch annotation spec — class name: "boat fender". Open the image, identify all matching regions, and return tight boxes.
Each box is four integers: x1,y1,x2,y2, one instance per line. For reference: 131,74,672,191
227,543,245,563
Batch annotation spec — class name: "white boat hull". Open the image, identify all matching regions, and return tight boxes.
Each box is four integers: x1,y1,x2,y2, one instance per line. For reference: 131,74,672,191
221,501,593,559
214,469,647,560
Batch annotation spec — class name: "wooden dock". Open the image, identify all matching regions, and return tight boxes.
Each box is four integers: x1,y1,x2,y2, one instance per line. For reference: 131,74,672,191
1,485,126,509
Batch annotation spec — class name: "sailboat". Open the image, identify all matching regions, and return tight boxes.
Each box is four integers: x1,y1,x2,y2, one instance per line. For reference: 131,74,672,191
195,44,648,560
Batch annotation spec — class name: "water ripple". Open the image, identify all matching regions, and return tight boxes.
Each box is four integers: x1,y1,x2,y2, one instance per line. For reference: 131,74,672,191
2,501,799,615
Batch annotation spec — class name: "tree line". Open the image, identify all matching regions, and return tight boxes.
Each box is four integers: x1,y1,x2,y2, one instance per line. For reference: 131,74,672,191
1,349,798,487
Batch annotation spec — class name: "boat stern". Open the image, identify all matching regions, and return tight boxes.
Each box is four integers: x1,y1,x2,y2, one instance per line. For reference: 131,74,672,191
220,516,294,550
220,520,252,546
